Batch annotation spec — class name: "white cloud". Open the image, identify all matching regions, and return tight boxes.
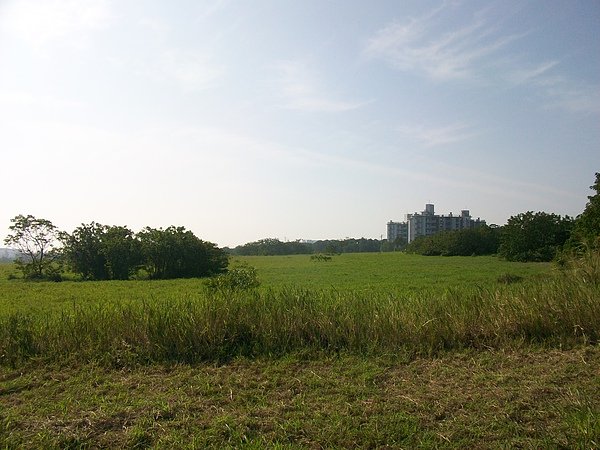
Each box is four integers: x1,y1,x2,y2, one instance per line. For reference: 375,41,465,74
364,5,521,81
505,61,600,114
397,122,478,147
0,0,113,48
507,61,559,85
273,60,366,113
543,81,600,114
365,4,600,116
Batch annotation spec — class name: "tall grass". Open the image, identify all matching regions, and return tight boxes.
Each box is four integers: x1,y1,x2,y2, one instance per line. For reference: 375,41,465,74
1,252,598,367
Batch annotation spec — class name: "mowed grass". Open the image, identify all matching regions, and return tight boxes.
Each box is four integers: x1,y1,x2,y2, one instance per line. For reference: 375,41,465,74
0,252,598,447
1,348,598,448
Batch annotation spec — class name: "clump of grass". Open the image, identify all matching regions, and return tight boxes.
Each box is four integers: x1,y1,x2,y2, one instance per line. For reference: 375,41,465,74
310,254,332,262
497,273,523,284
1,251,598,367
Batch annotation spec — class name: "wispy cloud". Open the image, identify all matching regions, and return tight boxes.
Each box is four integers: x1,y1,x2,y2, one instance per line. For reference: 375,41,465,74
508,67,600,114
365,4,600,115
0,0,113,49
397,122,478,147
364,5,521,81
506,61,559,85
543,80,600,114
273,60,366,113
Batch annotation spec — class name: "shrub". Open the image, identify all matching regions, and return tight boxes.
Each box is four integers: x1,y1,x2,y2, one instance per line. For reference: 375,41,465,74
205,264,260,292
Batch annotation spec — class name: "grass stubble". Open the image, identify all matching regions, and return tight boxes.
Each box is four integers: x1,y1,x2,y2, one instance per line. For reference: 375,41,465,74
0,251,598,448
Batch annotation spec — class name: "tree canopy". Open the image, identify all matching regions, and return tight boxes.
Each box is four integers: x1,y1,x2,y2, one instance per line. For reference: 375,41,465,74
229,237,383,256
61,223,142,280
498,212,573,262
138,226,228,279
569,172,600,248
3,214,61,279
405,226,500,256
6,215,227,281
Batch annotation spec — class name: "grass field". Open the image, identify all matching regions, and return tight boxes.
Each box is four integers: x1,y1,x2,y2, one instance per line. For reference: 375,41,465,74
1,252,599,448
0,253,551,317
234,253,551,292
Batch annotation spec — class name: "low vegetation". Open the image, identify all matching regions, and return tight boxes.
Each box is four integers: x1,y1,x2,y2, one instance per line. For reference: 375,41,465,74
1,250,598,368
1,347,598,448
0,249,598,447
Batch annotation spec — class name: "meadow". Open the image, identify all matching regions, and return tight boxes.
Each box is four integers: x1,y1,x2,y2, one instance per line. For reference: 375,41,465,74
1,252,599,448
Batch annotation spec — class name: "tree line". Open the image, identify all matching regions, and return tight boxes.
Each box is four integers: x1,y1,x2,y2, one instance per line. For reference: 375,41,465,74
406,172,600,261
3,218,228,281
4,173,599,278
226,237,383,256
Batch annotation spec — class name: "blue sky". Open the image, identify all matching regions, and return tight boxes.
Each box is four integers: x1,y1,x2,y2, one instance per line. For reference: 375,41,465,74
1,0,599,247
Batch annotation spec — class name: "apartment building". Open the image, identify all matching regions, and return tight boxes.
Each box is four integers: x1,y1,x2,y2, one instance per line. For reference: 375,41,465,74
387,204,485,243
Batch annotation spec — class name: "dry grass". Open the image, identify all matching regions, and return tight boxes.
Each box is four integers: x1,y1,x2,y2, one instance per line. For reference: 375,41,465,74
1,346,598,448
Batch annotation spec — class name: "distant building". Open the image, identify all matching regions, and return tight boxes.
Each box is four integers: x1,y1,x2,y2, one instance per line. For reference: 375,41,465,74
386,221,408,243
387,204,486,243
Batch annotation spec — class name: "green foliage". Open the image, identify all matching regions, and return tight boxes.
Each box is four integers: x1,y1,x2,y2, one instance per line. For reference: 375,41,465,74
381,236,407,252
230,237,383,256
52,222,227,281
406,226,500,256
232,238,311,256
61,222,108,280
499,212,573,262
205,264,260,292
138,226,228,279
3,214,61,280
311,238,382,254
102,225,142,280
0,249,597,367
569,172,600,249
62,223,142,280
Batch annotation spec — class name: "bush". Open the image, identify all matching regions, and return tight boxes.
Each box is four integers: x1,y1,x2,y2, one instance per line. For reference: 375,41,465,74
205,264,260,292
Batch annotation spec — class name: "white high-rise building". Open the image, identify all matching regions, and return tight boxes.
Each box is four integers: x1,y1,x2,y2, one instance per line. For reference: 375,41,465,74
388,204,486,243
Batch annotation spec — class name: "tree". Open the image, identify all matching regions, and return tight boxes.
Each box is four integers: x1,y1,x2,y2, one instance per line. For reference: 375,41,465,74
405,226,499,256
62,223,142,280
4,214,61,279
102,226,142,280
138,226,228,279
498,212,573,262
569,172,600,248
61,222,108,280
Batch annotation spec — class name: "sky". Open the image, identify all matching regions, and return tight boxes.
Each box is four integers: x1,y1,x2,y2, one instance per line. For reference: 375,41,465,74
0,0,599,247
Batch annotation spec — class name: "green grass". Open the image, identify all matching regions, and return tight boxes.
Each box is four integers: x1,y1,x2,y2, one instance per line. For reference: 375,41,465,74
0,251,598,447
1,347,598,448
234,253,551,292
0,252,597,367
0,253,550,318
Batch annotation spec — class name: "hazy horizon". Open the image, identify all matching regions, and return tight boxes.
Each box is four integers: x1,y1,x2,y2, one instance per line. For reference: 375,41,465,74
1,1,598,247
